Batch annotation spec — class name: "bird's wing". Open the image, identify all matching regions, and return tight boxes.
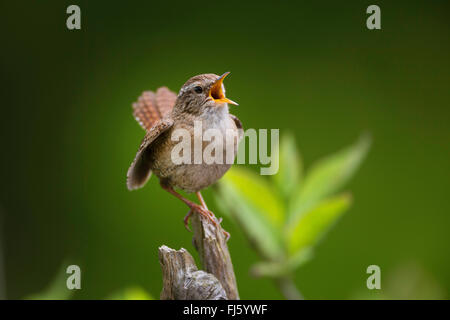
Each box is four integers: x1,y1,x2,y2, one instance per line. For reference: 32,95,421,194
127,118,174,190
229,114,244,140
132,87,177,131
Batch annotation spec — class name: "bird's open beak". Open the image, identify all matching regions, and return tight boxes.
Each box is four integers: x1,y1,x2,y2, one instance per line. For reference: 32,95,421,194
209,72,238,106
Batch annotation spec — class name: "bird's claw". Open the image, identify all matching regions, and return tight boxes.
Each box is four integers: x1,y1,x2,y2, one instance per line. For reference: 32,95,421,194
223,229,230,242
191,203,218,227
183,209,193,232
184,204,230,241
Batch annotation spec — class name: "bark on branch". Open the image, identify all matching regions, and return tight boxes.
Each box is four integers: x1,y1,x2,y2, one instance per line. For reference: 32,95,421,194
158,212,239,300
158,245,227,300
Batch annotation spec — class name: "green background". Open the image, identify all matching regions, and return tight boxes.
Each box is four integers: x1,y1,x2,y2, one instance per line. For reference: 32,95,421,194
1,1,449,299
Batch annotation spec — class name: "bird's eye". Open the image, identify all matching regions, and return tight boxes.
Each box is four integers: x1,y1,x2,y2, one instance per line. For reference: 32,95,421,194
194,86,203,94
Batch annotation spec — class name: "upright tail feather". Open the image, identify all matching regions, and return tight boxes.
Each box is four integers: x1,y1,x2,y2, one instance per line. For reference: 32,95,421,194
132,87,177,131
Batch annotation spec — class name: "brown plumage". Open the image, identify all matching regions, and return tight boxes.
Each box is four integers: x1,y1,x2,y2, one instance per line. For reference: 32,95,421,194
127,73,243,233
132,87,176,131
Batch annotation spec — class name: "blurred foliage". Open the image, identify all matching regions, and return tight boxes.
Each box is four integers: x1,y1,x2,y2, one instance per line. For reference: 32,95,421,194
106,286,153,300
381,262,447,300
352,261,447,300
214,133,370,297
25,262,153,300
25,263,73,300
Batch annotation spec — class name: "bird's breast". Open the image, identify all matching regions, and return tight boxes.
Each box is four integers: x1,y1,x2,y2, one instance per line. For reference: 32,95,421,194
151,114,239,193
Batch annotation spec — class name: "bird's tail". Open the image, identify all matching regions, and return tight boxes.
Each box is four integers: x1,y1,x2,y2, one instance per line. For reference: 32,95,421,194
132,87,177,131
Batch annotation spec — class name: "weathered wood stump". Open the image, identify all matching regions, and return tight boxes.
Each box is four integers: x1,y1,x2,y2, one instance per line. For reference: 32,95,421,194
158,213,239,300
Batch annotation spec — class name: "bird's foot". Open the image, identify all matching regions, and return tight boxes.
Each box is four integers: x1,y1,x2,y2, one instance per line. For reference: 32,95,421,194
222,229,230,242
183,205,230,241
184,203,218,230
183,209,193,232
214,217,230,240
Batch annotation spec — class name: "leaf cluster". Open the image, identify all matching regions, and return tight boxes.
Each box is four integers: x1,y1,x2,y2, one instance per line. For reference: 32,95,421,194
214,133,370,279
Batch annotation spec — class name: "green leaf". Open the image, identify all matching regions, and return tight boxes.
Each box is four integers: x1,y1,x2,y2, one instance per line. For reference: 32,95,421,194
272,133,302,200
223,167,284,227
106,286,154,300
289,134,370,223
250,248,313,278
215,167,285,261
288,193,352,254
25,263,73,300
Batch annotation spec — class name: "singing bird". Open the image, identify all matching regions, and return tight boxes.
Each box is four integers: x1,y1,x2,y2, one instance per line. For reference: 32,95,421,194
127,72,243,232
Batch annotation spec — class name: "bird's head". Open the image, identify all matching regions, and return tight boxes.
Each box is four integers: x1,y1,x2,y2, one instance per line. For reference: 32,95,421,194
174,72,238,116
